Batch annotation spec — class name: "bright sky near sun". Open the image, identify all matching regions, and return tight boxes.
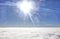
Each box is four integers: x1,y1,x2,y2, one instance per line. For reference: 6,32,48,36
0,0,60,27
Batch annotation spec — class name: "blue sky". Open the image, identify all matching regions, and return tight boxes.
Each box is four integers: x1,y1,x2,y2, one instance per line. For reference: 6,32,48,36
0,0,60,27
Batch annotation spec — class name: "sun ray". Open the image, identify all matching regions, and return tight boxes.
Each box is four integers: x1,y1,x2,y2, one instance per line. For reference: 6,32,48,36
28,13,34,25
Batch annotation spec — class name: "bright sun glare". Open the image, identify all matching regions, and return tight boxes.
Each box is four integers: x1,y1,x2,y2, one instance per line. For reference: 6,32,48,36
16,0,40,24
16,0,33,15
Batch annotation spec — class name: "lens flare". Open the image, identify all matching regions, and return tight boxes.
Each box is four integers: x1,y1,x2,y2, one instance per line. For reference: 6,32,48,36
16,0,40,25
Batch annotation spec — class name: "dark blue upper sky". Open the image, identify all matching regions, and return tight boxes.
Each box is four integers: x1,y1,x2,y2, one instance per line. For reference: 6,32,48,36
0,0,60,27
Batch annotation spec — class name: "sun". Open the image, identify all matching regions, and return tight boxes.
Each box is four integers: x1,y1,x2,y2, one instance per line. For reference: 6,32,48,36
16,0,33,15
